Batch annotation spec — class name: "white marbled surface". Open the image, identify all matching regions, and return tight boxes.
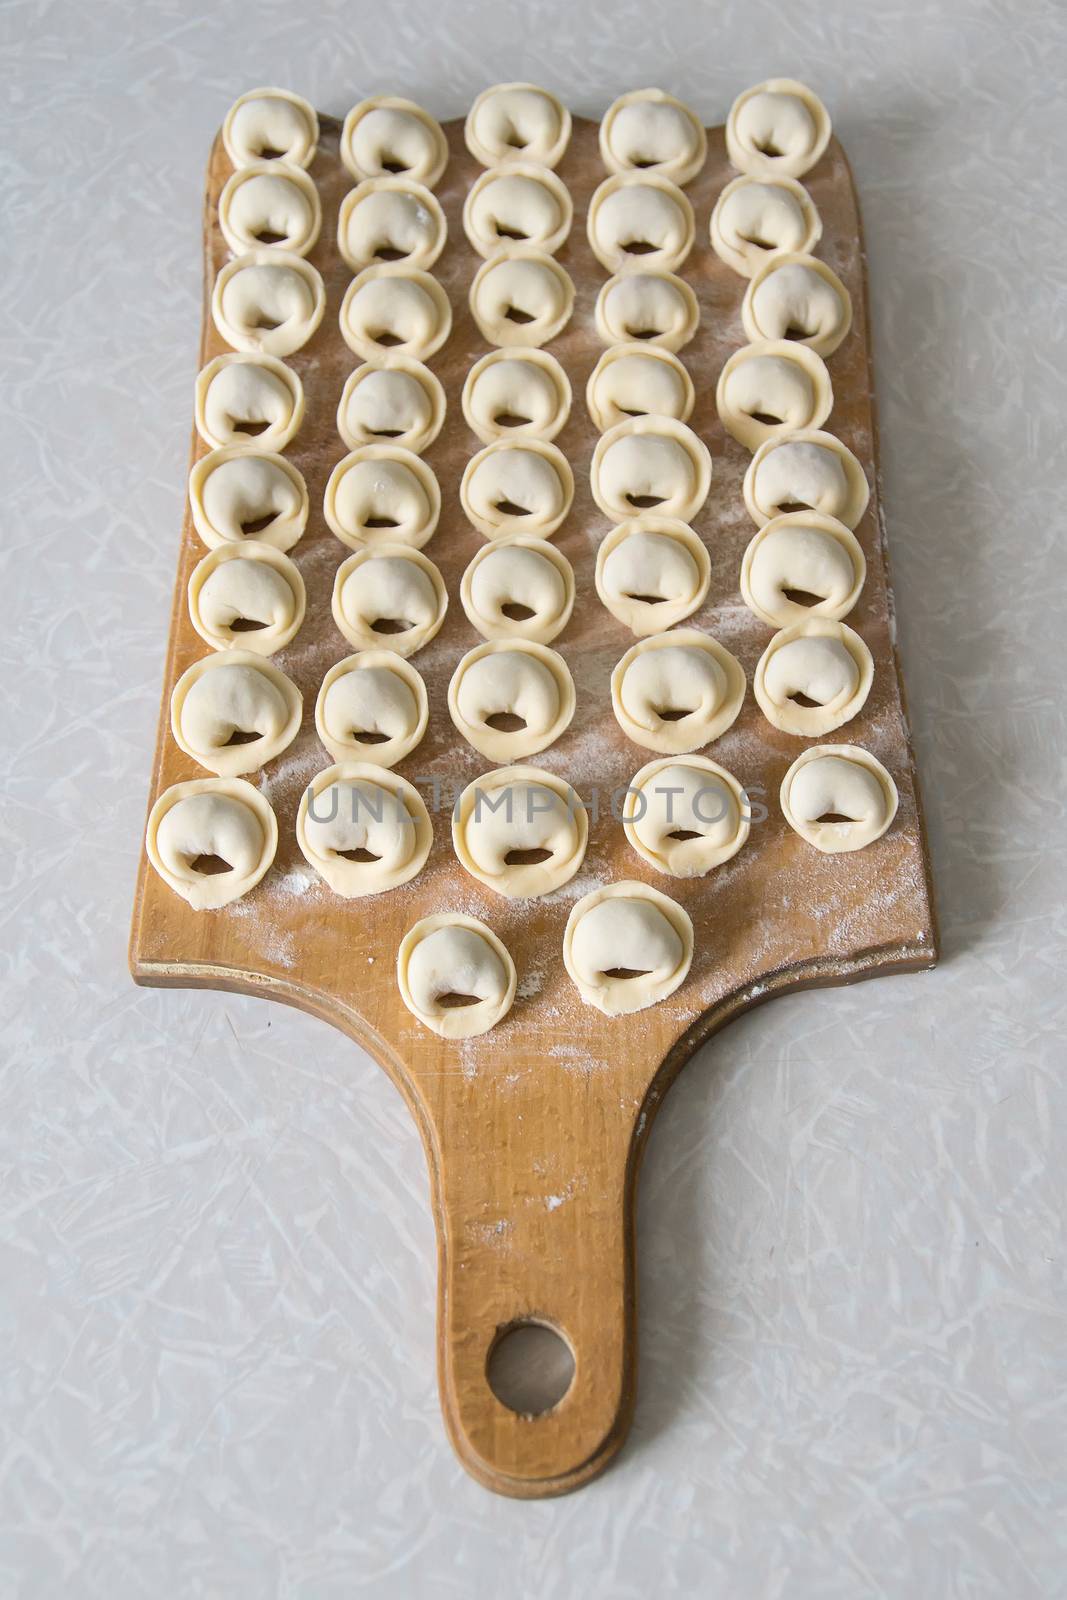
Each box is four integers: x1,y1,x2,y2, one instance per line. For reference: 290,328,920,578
3,0,1067,1594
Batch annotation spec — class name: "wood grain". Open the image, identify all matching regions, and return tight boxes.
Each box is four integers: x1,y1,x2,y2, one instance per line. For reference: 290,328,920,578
129,110,938,1498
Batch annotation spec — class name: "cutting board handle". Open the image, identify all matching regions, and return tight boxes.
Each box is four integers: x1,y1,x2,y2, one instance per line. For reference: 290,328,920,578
429,1098,638,1497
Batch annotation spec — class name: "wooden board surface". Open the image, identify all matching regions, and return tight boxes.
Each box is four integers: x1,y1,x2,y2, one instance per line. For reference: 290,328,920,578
130,109,938,1498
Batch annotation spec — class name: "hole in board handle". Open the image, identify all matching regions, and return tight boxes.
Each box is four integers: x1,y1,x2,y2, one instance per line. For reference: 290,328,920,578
486,1320,575,1417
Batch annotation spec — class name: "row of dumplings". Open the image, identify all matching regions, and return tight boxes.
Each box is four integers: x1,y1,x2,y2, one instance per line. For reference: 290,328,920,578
154,724,896,918
708,119,898,855
222,77,830,189
148,731,897,1027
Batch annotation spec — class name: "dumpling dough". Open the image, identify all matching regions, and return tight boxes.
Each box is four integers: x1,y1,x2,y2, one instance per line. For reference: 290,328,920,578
460,438,573,541
611,629,745,754
452,765,588,898
465,83,571,170
212,250,325,358
595,270,699,352
716,340,833,451
218,163,322,257
464,165,573,259
563,880,694,1017
340,264,452,363
754,618,874,736
743,428,869,529
337,177,447,273
331,544,447,657
591,416,711,523
296,761,432,897
599,89,707,187
469,248,575,347
315,652,428,771
188,543,305,655
341,96,448,189
623,754,750,877
222,87,318,171
586,343,694,432
397,914,517,1039
315,651,428,767
742,252,851,358
710,174,822,278
726,79,832,180
780,744,898,853
740,511,865,627
146,777,278,910
336,356,445,454
195,352,304,452
587,173,695,274
460,537,575,643
189,446,308,552
595,516,710,635
324,445,440,551
170,650,302,776
448,640,575,760
462,349,571,444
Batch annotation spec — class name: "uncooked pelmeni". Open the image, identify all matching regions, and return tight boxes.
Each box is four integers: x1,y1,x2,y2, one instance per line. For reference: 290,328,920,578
397,914,517,1039
716,340,833,452
465,83,571,170
452,765,588,898
780,744,898,853
337,178,447,273
296,761,432,898
599,88,707,187
331,544,447,657
170,650,302,777
595,270,700,352
709,173,822,278
741,252,851,358
623,754,750,878
595,516,710,636
585,344,695,432
740,511,866,628
341,96,448,189
223,87,318,171
146,778,278,911
463,165,573,259
315,651,428,768
469,249,575,348
460,438,573,541
339,264,452,363
462,349,571,444
754,618,874,736
460,537,575,643
195,353,304,452
218,163,322,258
563,880,694,1017
743,428,869,529
448,639,575,761
189,446,308,552
336,356,445,454
591,416,711,524
188,543,305,655
726,79,832,180
324,445,440,551
587,173,695,275
611,629,745,754
212,250,325,358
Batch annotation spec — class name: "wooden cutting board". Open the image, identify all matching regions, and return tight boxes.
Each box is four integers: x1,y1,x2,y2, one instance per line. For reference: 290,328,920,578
130,107,937,1498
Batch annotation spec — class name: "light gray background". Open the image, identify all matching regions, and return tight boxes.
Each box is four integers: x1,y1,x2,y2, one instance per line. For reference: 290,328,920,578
4,0,1066,1594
